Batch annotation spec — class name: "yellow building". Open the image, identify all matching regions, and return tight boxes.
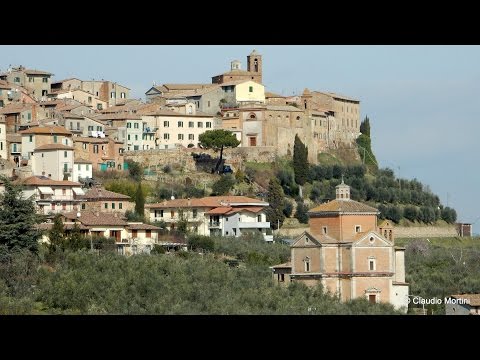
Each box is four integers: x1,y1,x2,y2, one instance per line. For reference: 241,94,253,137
272,181,409,312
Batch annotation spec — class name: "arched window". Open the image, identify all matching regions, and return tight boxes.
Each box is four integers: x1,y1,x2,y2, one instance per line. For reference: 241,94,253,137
254,59,258,72
249,113,256,119
304,257,311,272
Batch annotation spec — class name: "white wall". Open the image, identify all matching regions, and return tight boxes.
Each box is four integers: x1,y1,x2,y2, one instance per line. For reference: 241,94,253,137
73,162,92,182
32,149,74,181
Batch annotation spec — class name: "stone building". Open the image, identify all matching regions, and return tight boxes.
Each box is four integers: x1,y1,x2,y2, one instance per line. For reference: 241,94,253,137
212,50,263,84
271,181,409,312
0,66,53,101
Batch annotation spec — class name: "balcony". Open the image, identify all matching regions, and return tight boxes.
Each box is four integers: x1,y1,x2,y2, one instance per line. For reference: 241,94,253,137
143,127,157,134
209,221,221,228
237,222,270,229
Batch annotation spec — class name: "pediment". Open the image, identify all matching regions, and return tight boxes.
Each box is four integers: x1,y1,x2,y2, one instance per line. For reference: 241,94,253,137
354,231,392,247
291,231,321,247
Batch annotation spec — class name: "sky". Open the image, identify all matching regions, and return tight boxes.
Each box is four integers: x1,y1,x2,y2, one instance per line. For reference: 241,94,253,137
0,45,478,226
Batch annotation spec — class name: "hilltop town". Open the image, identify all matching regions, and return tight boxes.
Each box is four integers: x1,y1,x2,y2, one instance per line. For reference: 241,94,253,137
0,50,474,315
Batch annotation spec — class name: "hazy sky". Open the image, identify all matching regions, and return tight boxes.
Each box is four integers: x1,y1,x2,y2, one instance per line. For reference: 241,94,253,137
1,45,478,226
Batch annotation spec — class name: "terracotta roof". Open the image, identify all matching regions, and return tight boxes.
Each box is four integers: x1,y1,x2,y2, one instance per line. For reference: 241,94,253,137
0,80,11,89
126,223,162,230
220,80,262,87
308,199,379,214
450,294,480,307
17,176,81,187
20,126,72,135
79,188,131,201
226,206,264,215
313,91,359,103
37,222,89,231
206,207,232,215
34,144,74,151
73,212,128,226
266,105,303,112
217,70,253,77
164,84,214,91
74,158,93,164
0,104,33,114
24,69,52,76
74,137,110,144
51,77,81,84
6,134,21,143
95,114,141,120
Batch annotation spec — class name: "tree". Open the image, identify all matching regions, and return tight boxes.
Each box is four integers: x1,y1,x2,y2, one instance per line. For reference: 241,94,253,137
66,223,88,251
0,177,41,253
211,174,235,195
49,214,65,251
266,178,285,230
293,134,308,186
295,201,309,224
125,159,143,182
198,130,240,173
134,182,145,220
360,116,371,137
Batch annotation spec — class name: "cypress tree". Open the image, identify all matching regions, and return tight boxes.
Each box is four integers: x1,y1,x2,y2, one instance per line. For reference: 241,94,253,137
49,214,65,251
135,182,145,220
293,134,308,186
266,178,285,230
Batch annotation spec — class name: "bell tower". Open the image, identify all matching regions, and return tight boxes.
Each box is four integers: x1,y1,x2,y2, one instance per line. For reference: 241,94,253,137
335,177,350,200
247,49,262,83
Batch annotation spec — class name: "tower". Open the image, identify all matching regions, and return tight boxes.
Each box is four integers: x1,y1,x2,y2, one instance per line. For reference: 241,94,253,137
247,49,262,82
335,177,350,200
231,60,241,71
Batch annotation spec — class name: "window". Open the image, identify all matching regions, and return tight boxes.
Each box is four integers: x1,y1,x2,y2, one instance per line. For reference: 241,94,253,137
93,145,98,153
62,189,66,195
119,203,123,209
178,121,183,127
29,77,34,83
120,92,126,99
104,203,108,209
88,96,92,104
53,135,58,143
304,257,311,272
188,134,194,140
132,230,137,238
146,230,151,238
88,126,94,131
62,203,66,210
178,134,184,140
257,215,261,222
279,273,285,282
164,133,169,140
14,77,20,83
135,135,138,141
369,294,376,304
97,103,103,110
355,225,361,233
322,226,327,235
52,203,55,210
249,86,253,92
206,122,212,128
164,121,169,127
369,236,375,243
86,164,90,171
42,77,48,83
369,259,375,271
133,145,139,150
192,209,197,218
134,123,139,129
78,164,81,171
112,203,115,209
189,121,194,128
110,92,115,99
171,210,174,217
127,122,131,128
127,135,130,141
29,135,33,143
81,203,86,210
63,163,68,173
197,122,203,128
0,142,2,151
64,151,67,158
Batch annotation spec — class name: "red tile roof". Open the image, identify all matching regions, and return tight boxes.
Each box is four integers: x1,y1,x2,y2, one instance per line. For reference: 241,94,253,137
206,207,232,214
126,223,162,230
63,211,128,226
34,144,74,151
308,199,379,214
450,294,480,307
80,188,131,201
146,196,267,209
17,176,81,187
20,126,72,135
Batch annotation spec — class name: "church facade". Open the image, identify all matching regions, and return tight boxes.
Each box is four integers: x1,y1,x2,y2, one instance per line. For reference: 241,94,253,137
272,181,409,312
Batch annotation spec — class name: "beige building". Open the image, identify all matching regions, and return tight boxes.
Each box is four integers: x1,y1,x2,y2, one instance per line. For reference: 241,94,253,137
31,144,74,181
0,117,6,160
73,136,125,171
50,88,108,111
78,187,134,214
0,66,53,101
20,125,73,161
11,175,85,215
145,196,271,240
272,181,409,312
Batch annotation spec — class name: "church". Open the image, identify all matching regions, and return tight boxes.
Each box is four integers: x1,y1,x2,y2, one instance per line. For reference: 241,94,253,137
271,181,409,312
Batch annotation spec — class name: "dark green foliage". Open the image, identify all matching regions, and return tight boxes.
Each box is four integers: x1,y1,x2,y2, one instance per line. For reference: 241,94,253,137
295,201,309,224
151,244,166,254
125,159,143,181
403,206,418,222
187,235,214,252
266,178,285,230
49,214,65,251
162,165,172,174
198,130,240,172
360,116,371,137
293,134,309,185
283,200,293,218
66,224,90,251
384,205,402,223
441,207,457,223
356,134,378,171
125,210,145,222
134,182,145,220
211,174,235,195
0,177,41,253
277,168,299,197
91,236,116,252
